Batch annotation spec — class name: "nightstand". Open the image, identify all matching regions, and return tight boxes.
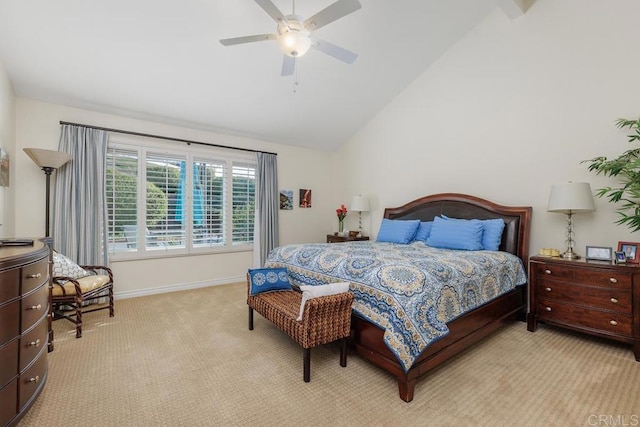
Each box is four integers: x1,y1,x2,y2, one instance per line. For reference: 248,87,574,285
527,256,639,361
326,234,370,243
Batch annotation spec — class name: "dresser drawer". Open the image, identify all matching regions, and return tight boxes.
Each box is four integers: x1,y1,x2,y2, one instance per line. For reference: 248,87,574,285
22,258,48,294
0,378,18,427
19,317,48,372
536,281,632,313
537,301,632,336
0,268,20,305
0,300,19,346
21,285,48,333
0,339,18,389
19,349,47,410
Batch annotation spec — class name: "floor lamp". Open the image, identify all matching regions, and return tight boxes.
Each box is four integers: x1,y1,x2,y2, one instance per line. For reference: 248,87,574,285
24,148,72,237
350,194,370,236
547,182,595,259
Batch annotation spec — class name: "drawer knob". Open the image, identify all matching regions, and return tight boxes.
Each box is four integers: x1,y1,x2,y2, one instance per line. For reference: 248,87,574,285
545,287,552,292
610,320,618,326
609,277,617,284
27,273,42,279
544,269,552,275
545,306,552,312
29,304,42,311
29,375,40,383
29,339,41,347
610,297,618,304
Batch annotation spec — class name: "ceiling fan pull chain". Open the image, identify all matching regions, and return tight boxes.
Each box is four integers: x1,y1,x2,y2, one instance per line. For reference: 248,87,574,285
293,57,299,93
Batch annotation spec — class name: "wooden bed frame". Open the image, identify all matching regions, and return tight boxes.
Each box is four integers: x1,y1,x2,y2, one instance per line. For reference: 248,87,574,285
350,193,532,402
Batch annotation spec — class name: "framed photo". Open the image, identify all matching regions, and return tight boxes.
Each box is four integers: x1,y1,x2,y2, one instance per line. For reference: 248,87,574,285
585,246,612,262
617,241,640,264
614,251,627,264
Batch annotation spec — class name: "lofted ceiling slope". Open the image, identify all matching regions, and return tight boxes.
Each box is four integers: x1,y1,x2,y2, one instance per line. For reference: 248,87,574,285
0,0,527,151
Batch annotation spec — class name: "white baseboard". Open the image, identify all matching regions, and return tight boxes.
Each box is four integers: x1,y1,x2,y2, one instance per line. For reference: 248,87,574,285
114,275,245,300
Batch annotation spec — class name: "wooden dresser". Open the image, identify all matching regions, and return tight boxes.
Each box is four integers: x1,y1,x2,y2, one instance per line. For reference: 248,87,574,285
527,255,640,361
0,240,50,427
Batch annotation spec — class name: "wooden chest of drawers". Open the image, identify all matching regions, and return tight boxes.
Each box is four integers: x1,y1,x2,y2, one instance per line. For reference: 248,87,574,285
0,240,50,427
527,256,639,361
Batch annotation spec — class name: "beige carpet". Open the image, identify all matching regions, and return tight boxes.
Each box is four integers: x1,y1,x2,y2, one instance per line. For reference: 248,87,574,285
19,283,639,427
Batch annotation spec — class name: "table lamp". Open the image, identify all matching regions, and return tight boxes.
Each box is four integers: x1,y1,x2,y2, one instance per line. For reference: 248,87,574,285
547,182,595,259
350,195,370,235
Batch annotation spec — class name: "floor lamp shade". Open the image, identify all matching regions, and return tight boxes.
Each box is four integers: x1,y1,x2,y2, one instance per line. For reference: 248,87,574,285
547,182,595,259
23,148,72,237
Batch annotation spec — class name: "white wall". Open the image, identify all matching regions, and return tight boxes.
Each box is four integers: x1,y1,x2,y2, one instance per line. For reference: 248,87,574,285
0,60,15,237
14,98,333,297
335,0,640,256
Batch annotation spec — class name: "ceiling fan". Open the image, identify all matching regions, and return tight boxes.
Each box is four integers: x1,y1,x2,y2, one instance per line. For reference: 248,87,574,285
220,0,362,76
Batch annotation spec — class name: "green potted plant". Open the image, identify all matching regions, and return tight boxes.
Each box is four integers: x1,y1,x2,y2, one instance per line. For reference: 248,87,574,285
584,117,640,231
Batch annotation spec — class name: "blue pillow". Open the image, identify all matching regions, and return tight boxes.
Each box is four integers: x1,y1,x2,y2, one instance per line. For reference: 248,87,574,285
480,218,505,251
426,216,484,250
413,221,433,242
248,268,291,296
441,215,505,251
376,219,420,244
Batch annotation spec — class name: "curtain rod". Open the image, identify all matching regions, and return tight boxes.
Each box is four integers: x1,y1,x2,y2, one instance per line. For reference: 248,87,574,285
59,121,277,156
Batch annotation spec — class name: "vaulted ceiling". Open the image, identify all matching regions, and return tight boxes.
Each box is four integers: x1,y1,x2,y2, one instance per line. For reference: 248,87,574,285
0,0,529,151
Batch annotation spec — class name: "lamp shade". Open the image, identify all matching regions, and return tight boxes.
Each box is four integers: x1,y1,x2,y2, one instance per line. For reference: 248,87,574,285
350,195,370,212
547,182,595,213
23,148,72,169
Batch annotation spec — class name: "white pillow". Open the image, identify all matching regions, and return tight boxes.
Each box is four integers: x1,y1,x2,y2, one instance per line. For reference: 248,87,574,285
297,282,351,321
52,252,90,279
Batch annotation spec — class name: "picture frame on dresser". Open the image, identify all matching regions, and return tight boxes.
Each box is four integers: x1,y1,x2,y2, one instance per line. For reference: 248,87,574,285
617,241,640,264
615,251,627,264
585,246,612,262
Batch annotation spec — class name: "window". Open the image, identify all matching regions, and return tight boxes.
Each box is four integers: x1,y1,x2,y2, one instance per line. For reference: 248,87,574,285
106,138,256,258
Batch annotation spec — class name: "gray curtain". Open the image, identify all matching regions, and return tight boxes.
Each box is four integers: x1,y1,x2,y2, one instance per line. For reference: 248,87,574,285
253,152,279,267
53,125,109,266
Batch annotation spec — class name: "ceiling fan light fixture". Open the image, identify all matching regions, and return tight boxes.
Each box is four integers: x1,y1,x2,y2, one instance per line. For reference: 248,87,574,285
277,28,311,57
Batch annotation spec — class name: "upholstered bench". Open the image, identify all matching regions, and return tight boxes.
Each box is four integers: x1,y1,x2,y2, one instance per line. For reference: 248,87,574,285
246,271,353,382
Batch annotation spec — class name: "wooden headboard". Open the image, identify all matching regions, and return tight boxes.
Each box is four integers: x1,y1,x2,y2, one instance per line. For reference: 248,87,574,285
383,193,532,264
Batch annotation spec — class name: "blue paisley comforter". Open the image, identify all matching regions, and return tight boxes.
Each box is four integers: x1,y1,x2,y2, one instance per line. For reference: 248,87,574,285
265,241,527,372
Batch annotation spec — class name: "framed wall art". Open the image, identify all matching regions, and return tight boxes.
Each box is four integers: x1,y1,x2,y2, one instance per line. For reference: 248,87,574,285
280,190,293,210
299,189,312,208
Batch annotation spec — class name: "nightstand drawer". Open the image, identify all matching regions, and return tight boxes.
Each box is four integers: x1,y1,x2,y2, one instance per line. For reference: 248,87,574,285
536,301,632,336
573,269,631,289
532,263,572,279
536,281,631,313
533,262,631,289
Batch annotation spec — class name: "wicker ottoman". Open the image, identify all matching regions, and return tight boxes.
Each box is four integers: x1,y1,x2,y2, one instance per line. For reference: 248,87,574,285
247,283,353,382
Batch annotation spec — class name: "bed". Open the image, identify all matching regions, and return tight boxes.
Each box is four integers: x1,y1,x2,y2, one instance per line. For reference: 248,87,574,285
266,193,531,402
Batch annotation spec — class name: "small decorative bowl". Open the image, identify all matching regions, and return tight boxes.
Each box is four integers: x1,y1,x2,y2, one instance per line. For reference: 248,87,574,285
348,230,359,238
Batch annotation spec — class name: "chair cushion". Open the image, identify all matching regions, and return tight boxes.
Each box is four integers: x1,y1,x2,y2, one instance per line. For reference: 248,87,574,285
51,275,111,297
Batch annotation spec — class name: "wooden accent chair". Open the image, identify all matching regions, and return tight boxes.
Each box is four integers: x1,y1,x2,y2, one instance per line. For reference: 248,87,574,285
51,264,114,340
247,278,353,382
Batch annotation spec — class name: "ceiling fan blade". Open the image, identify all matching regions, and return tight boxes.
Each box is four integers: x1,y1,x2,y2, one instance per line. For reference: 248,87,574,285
281,55,295,76
255,0,289,25
304,0,361,32
220,34,276,46
312,39,358,64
